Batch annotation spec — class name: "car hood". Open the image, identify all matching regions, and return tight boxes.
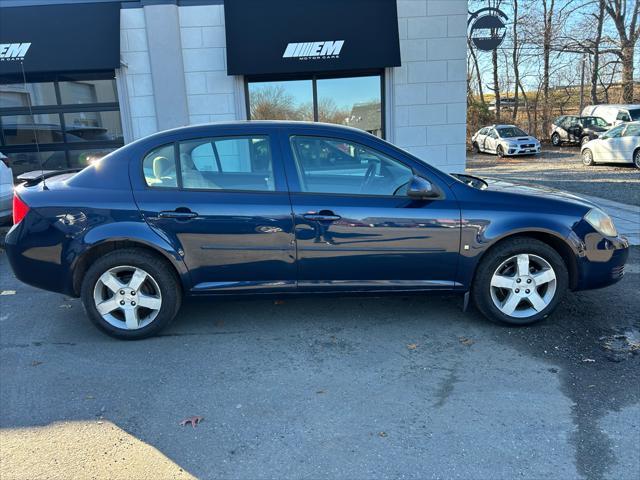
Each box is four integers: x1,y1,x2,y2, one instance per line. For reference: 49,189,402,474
453,174,599,210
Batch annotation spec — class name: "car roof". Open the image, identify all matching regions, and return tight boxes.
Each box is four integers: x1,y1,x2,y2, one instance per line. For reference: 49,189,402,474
587,104,640,109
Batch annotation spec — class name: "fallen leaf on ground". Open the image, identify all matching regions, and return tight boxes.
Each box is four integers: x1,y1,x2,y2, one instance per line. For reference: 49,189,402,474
179,416,204,428
31,360,43,367
378,431,388,438
316,390,326,394
459,337,474,346
407,343,418,350
582,358,596,363
59,304,72,309
1,290,16,296
85,395,95,400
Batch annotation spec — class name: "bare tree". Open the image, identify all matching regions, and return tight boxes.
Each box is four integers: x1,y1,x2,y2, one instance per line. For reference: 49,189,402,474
511,0,521,120
591,0,606,103
604,0,640,102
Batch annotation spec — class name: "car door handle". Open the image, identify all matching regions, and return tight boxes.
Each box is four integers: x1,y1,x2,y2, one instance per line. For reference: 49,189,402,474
303,211,341,222
158,209,198,219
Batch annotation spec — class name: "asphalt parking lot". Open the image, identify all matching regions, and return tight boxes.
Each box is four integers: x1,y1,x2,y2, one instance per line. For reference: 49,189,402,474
1,247,639,480
467,146,640,207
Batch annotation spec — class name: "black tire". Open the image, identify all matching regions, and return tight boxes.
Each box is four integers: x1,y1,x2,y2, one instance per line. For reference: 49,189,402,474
551,133,561,147
582,148,595,166
471,238,568,326
580,136,591,147
472,142,480,154
634,148,640,169
80,248,182,339
496,145,505,158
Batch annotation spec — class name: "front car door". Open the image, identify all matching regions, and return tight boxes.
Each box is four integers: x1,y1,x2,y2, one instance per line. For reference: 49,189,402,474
279,128,461,291
131,126,296,293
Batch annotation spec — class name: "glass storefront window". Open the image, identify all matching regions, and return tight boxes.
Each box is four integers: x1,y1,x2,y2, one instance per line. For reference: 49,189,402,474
247,74,383,137
1,114,64,145
317,76,382,137
0,82,58,108
59,79,118,104
0,73,124,178
248,80,313,121
63,111,123,142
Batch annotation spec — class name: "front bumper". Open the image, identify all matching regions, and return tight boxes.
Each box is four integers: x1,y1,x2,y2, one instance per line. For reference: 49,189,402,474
505,145,541,156
572,230,629,291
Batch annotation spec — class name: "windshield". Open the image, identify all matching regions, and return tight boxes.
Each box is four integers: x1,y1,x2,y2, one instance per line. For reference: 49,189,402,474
629,109,640,121
496,127,527,138
582,117,608,128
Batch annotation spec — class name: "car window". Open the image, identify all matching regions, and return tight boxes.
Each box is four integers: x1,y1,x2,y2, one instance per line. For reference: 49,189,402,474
623,124,640,137
629,109,640,121
479,127,489,135
489,129,498,139
616,111,631,122
289,136,413,196
179,135,274,191
496,127,527,138
143,144,177,188
604,125,625,139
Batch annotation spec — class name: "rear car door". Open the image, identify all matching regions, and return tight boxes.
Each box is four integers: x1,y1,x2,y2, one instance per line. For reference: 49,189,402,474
279,128,460,291
598,125,626,162
131,128,296,293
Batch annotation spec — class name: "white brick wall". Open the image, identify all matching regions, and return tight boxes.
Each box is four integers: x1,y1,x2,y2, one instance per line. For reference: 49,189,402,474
393,0,467,172
179,5,240,124
120,8,157,140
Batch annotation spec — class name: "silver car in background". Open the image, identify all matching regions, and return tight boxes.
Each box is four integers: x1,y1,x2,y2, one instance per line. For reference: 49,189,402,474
472,125,541,158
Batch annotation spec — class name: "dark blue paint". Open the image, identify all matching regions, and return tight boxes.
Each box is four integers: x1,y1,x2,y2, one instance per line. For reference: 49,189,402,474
4,121,629,299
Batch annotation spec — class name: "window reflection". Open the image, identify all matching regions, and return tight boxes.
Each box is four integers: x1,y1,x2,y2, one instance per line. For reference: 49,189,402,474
2,114,64,145
317,76,382,137
0,82,57,108
248,80,313,121
1,151,68,176
68,148,115,168
63,111,123,142
59,79,118,104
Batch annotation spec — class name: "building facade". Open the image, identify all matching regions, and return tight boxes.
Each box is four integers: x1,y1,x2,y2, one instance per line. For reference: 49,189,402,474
0,0,467,177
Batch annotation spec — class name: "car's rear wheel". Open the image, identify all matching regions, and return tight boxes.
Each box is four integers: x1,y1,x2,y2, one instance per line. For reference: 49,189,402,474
551,133,561,146
634,148,640,169
472,238,568,326
496,145,505,158
472,142,480,154
80,249,181,339
582,148,595,166
580,136,591,147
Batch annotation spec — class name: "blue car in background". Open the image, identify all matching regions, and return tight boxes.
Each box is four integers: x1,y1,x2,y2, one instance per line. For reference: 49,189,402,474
4,121,629,339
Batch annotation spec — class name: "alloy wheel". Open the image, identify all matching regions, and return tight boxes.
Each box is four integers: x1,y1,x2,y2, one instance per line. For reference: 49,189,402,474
582,149,594,166
552,134,560,146
635,150,640,168
92,265,162,330
489,254,557,318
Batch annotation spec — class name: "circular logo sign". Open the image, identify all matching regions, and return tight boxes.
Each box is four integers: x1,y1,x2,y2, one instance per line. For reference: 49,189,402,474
468,7,508,51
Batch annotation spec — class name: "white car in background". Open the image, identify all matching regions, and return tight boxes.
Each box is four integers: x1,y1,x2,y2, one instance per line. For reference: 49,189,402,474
471,125,541,158
581,104,640,126
0,152,14,223
581,122,640,168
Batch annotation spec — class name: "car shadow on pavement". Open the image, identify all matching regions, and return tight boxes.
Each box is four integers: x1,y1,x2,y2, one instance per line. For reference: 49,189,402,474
1,250,638,479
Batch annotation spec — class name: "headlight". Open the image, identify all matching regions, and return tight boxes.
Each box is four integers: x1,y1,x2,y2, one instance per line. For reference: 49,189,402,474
584,208,618,237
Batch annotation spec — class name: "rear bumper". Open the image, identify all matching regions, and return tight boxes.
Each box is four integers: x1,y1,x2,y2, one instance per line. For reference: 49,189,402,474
4,217,76,296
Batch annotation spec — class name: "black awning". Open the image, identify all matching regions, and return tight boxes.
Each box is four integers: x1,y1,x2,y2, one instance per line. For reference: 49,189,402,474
0,3,120,78
224,0,401,76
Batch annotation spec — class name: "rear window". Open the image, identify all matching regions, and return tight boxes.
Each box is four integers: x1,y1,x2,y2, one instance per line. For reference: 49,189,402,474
629,109,640,121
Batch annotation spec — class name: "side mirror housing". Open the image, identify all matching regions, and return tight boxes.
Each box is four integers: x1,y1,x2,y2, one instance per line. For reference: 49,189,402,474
407,175,441,199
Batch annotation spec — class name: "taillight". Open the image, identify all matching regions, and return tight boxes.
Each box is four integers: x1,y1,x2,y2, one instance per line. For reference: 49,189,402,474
12,193,29,225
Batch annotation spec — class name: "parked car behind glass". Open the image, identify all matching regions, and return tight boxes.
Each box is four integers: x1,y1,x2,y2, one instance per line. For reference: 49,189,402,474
551,116,609,147
471,125,541,158
581,121,640,168
5,122,629,339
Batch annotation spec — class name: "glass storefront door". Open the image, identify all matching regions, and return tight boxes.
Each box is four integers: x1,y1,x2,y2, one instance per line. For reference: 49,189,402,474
0,72,124,177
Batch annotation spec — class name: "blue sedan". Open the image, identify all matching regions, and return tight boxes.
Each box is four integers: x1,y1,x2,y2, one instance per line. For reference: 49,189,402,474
5,122,629,339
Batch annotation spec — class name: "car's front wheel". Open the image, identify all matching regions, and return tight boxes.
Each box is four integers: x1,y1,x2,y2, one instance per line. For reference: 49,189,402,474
80,248,181,339
582,148,595,166
634,148,640,169
472,238,568,326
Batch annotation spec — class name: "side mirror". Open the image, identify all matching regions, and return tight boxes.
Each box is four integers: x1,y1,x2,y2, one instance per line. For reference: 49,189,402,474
407,175,441,199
